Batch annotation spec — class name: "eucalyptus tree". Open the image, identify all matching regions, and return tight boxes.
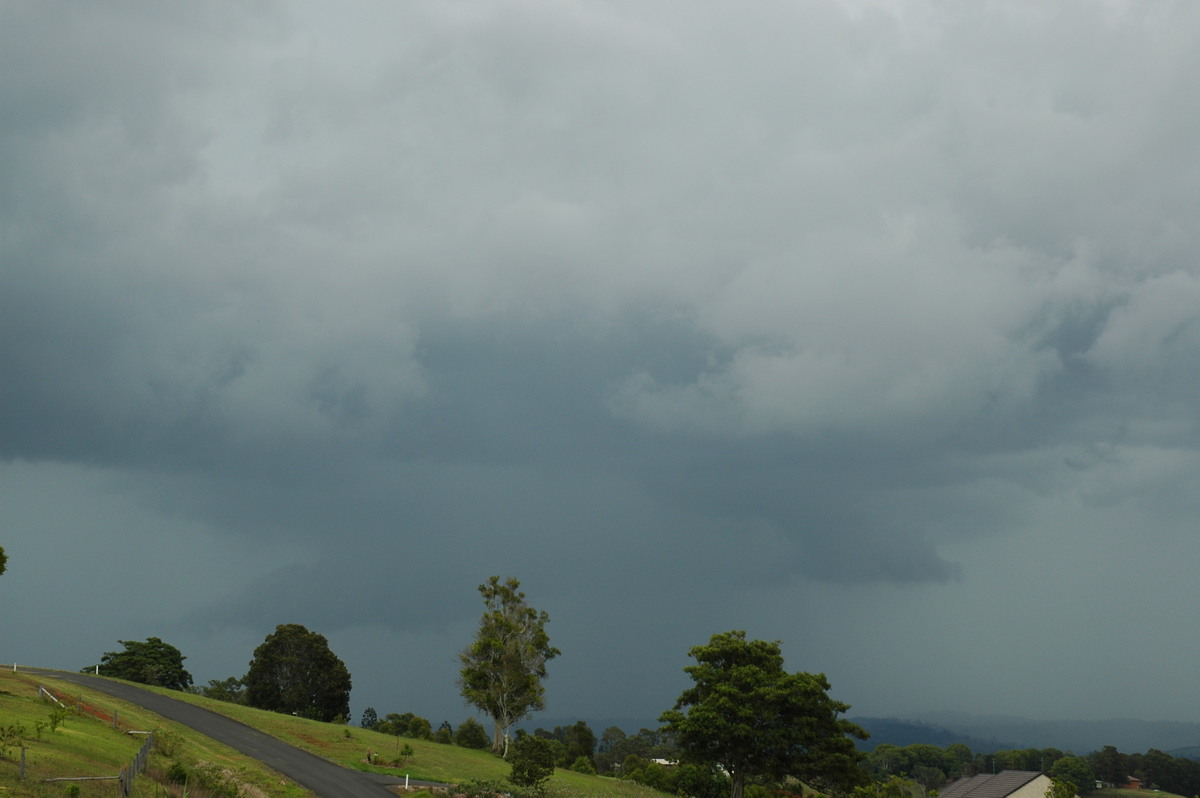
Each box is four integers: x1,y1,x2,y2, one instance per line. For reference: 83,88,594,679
458,576,560,756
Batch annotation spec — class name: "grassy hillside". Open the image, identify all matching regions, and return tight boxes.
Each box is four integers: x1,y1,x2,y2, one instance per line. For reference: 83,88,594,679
0,668,666,798
1091,791,1187,798
0,667,312,796
146,684,665,798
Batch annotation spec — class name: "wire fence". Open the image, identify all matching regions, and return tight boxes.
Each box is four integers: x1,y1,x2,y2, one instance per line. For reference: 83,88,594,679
37,684,156,795
117,733,155,796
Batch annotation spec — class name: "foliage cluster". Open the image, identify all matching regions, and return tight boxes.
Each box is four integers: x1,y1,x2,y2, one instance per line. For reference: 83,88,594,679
1090,745,1200,797
594,726,677,774
242,623,353,723
89,637,194,691
509,733,557,794
661,630,868,798
618,755,730,798
95,625,351,724
866,741,1097,794
198,676,247,705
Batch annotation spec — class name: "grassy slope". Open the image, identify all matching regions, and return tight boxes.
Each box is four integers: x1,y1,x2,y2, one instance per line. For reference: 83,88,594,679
0,668,313,797
1,668,665,798
149,684,665,798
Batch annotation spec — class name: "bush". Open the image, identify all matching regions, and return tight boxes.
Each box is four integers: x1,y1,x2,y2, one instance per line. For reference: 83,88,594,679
455,717,491,750
154,728,183,757
458,778,512,798
510,735,556,795
570,756,596,774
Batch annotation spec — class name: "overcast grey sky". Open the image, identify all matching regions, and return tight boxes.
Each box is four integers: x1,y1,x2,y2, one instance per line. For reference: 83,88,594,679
5,0,1200,732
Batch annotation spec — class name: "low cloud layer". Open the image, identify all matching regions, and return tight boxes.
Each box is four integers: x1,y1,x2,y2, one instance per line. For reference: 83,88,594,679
5,1,1200,727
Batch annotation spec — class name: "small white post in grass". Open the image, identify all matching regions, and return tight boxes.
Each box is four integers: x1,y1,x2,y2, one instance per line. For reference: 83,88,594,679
405,775,410,790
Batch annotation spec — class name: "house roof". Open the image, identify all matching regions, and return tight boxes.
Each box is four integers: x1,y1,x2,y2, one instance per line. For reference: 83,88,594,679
939,771,1045,798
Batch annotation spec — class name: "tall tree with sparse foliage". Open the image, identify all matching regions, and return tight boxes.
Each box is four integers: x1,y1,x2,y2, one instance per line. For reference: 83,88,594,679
660,630,868,798
244,623,352,722
91,637,193,691
459,576,560,756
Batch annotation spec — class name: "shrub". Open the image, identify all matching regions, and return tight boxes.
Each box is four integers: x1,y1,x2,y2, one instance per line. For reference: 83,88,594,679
455,717,490,750
458,778,512,798
570,756,596,774
154,728,183,757
510,735,556,795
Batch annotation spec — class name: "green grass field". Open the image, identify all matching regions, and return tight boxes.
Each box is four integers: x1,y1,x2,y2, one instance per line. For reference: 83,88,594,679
0,667,315,796
0,667,666,798
1091,790,1187,798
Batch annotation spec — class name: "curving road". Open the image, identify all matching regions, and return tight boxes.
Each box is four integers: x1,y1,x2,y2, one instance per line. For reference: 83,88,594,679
25,669,407,798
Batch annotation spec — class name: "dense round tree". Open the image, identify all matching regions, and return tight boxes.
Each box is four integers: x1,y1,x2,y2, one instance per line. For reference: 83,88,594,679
92,637,193,690
510,734,557,793
660,630,868,798
243,623,352,722
455,716,491,749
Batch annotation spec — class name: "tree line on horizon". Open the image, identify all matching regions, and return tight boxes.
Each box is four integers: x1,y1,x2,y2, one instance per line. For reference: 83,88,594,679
91,576,1196,798
863,740,1200,798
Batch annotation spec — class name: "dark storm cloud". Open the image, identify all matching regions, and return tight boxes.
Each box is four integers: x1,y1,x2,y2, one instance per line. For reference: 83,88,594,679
7,0,1200,726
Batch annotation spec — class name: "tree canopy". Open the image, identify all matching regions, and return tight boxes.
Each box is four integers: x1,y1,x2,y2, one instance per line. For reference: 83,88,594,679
198,676,246,704
243,623,352,722
659,630,868,798
92,637,193,691
509,734,558,794
0,545,7,575
459,576,560,756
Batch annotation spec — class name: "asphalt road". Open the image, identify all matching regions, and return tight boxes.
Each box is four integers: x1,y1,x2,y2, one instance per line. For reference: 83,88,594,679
25,669,407,798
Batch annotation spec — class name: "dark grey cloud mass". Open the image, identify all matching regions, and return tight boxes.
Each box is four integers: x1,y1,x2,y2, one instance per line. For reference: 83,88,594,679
5,0,1200,729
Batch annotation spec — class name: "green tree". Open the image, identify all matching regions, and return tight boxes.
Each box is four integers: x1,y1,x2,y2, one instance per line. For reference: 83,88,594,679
0,545,7,575
562,720,596,768
1047,777,1079,798
458,576,560,756
854,775,916,798
1049,756,1095,795
912,765,946,795
510,734,557,794
91,637,193,690
1089,746,1124,787
455,716,491,749
199,676,246,704
596,726,628,773
659,630,869,798
361,706,380,729
408,715,433,740
243,623,352,722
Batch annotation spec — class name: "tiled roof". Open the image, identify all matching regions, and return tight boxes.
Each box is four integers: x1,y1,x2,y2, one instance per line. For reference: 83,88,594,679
939,771,1044,798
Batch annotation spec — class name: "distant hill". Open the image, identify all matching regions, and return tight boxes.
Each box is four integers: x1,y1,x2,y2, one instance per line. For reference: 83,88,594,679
856,712,1200,755
527,713,1200,758
852,717,1011,752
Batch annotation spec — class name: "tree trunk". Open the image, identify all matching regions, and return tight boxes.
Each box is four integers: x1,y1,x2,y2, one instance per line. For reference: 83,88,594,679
730,772,745,798
492,719,504,754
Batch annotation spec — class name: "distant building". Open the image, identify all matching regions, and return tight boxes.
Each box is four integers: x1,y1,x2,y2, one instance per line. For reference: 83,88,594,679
940,770,1055,798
